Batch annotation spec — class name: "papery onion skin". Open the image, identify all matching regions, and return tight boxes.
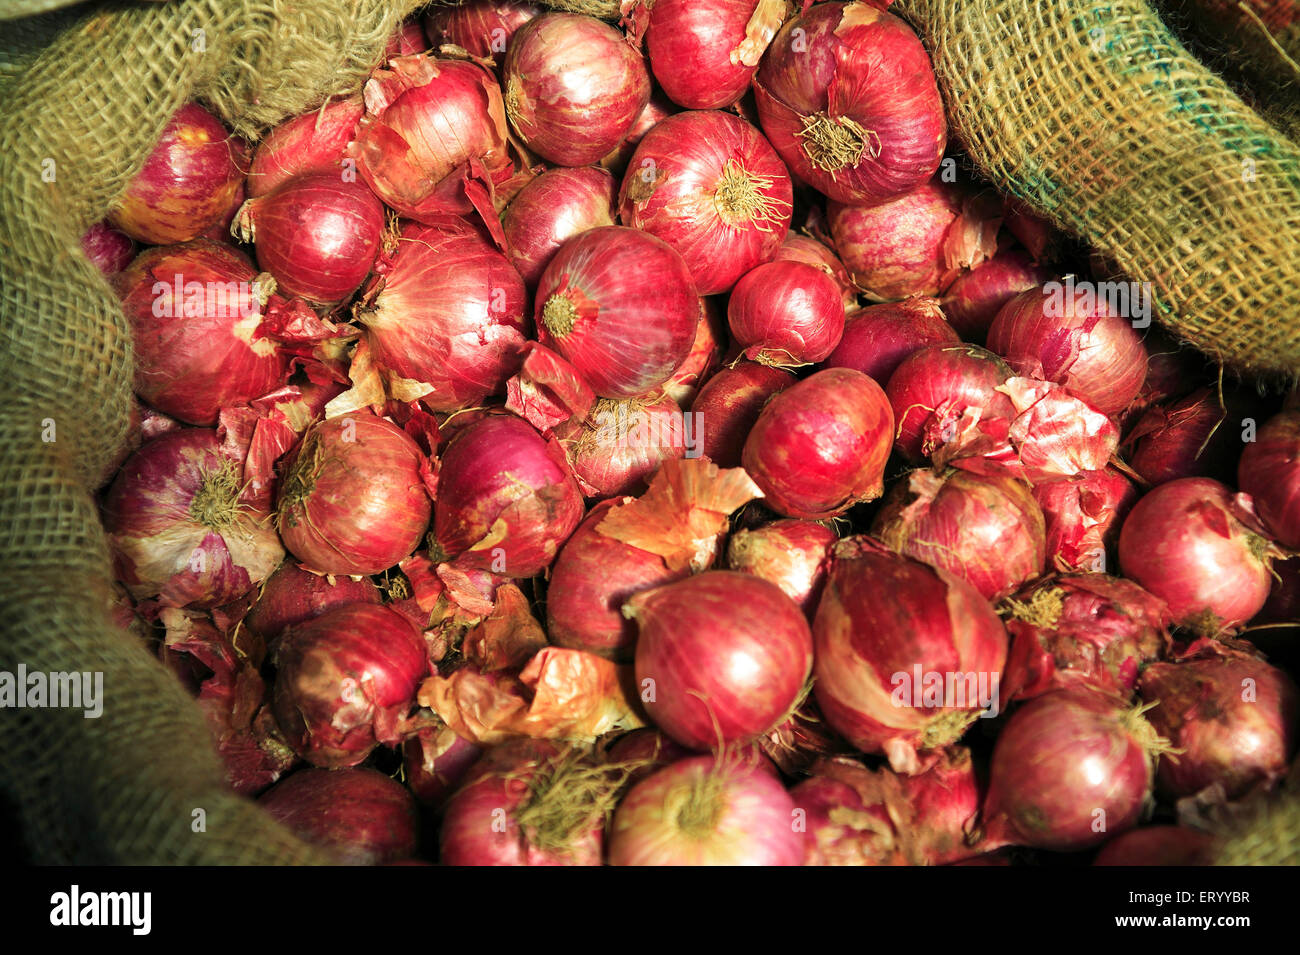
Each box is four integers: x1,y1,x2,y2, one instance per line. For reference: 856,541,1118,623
536,226,699,399
243,560,382,642
385,17,431,57
646,0,768,109
425,1,541,62
359,220,528,411
812,537,1008,772
104,429,283,608
727,519,836,616
248,97,364,198
620,110,793,295
627,571,813,750
727,261,844,365
259,767,419,864
272,604,428,769
1093,826,1218,866
823,298,958,385
609,754,804,865
403,727,484,809
277,413,433,577
434,414,585,578
1238,410,1300,549
109,102,248,244
501,166,616,287
982,689,1158,851
872,468,1046,601
689,361,793,468
555,395,688,499
885,344,1015,463
898,746,985,865
742,367,894,519
789,771,903,866
773,233,857,309
941,249,1049,344
504,13,651,167
1128,387,1260,487
987,282,1149,417
235,172,385,304
1138,644,1299,800
1117,477,1274,632
115,239,290,426
753,3,946,205
81,221,136,275
1034,467,1139,573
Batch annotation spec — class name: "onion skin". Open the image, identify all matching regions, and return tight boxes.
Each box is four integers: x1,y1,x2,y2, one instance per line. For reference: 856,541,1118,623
115,240,290,426
1118,477,1274,632
620,110,793,295
987,283,1149,417
259,767,419,864
242,560,381,642
646,0,771,109
501,166,616,288
689,361,794,468
1093,826,1217,866
742,368,894,519
1138,644,1299,800
235,172,385,304
727,519,836,616
609,754,804,865
872,468,1047,601
773,233,857,309
80,221,136,275
627,571,813,750
425,1,540,62
982,689,1159,851
885,344,1015,463
555,395,688,499
536,226,699,399
403,727,484,809
823,298,959,385
1238,411,1300,549
812,538,1009,773
1034,467,1139,573
941,249,1049,344
727,261,844,365
790,770,904,866
434,414,585,578
277,414,433,577
1128,386,1261,487
109,102,248,244
247,97,364,198
504,13,651,167
272,604,428,769
385,18,431,57
753,3,946,205
104,429,283,608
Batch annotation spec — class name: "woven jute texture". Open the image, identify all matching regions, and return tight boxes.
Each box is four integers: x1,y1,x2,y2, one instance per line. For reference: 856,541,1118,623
897,0,1300,376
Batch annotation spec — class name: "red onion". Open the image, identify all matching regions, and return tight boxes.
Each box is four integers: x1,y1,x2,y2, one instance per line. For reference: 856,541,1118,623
259,767,418,863
872,468,1046,601
742,368,894,519
606,728,694,790
600,91,677,174
773,233,857,309
109,102,248,244
115,240,290,426
790,763,906,866
981,689,1166,851
941,249,1049,343
546,500,691,660
440,740,614,865
885,344,1014,463
233,172,385,304
356,220,528,411
813,537,1008,772
349,55,511,221
689,361,793,467
727,519,835,616
626,571,813,750
823,298,958,385
609,753,803,865
248,97,364,198
425,1,540,62
619,110,793,295
501,166,616,287
1128,386,1260,487
385,17,430,57
272,604,428,768
753,3,945,205
277,413,433,576
504,13,651,166
1003,198,1061,264
897,746,985,865
1034,466,1139,572
987,281,1149,417
987,377,1120,485
1138,641,1299,799
727,261,844,365
555,395,689,499
434,414,584,577
80,221,136,275
646,0,784,109
504,342,597,435
1000,574,1170,704
1093,826,1217,866
1239,410,1300,549
535,226,699,399
403,726,483,809
104,429,283,608
1118,478,1275,632
663,297,726,408
243,560,381,642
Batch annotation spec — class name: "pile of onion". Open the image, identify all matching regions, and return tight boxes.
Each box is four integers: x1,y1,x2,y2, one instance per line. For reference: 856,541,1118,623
727,261,845,365
259,767,419,864
1238,410,1300,549
689,361,794,467
501,166,616,287
823,298,959,385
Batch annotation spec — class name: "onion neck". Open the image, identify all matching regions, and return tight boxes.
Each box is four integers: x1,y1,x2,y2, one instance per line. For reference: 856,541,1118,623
921,709,982,750
541,293,578,338
672,767,727,840
276,431,324,530
513,751,626,856
189,459,244,532
797,113,879,173
713,160,790,232
1000,586,1065,628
